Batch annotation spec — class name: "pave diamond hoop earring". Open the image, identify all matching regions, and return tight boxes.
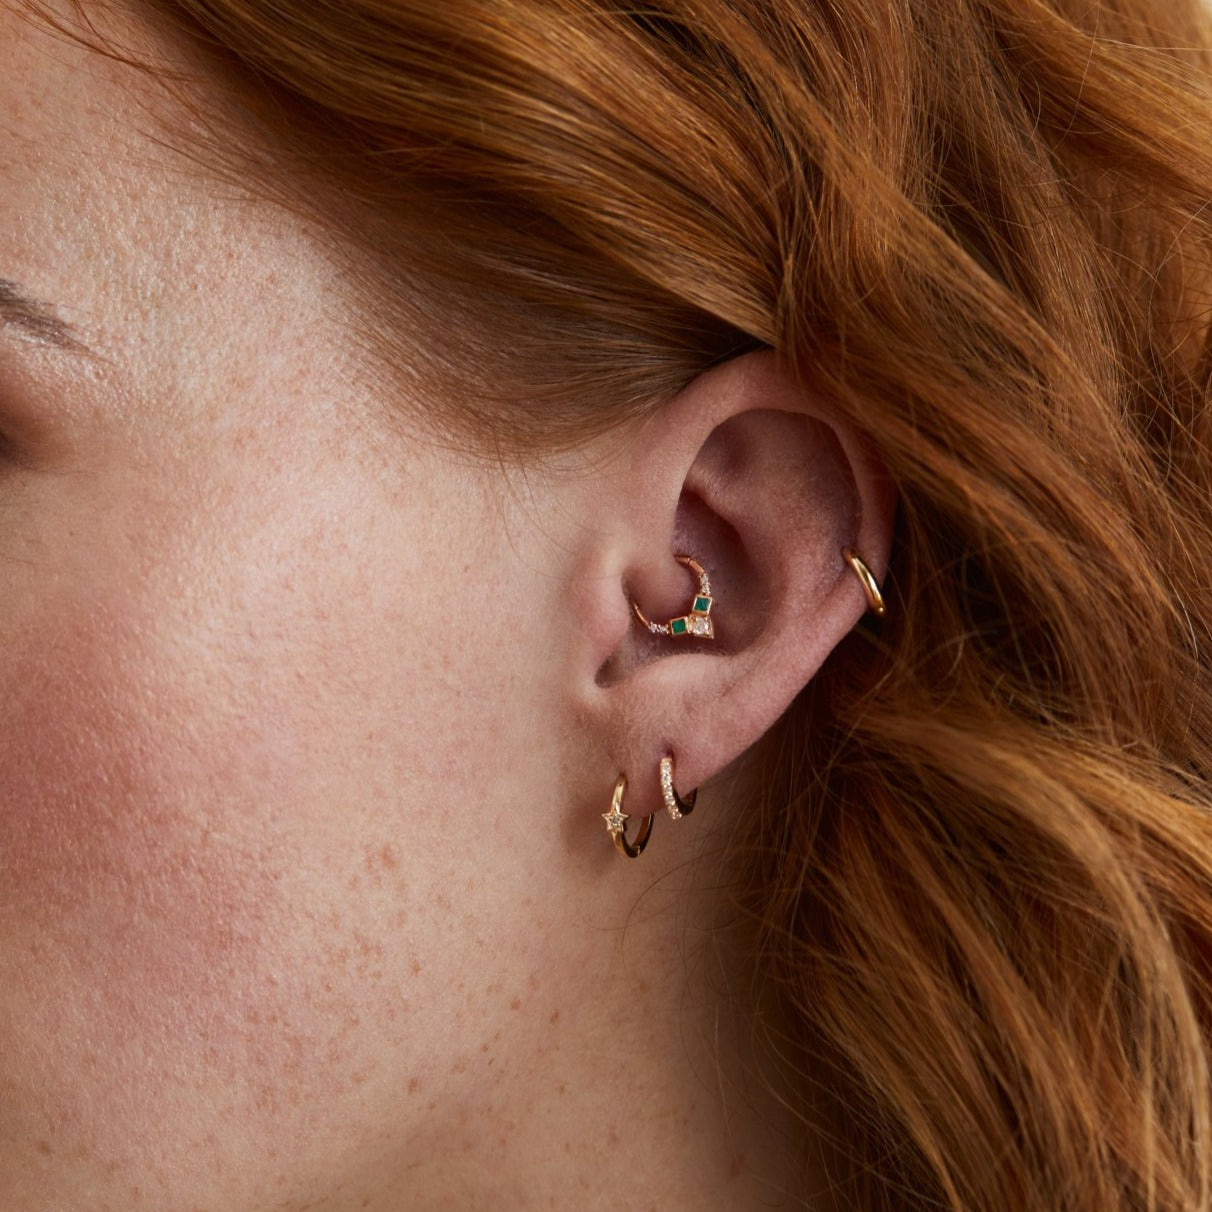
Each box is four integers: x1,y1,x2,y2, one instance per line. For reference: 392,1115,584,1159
603,774,654,859
632,554,715,639
841,547,886,617
659,754,697,821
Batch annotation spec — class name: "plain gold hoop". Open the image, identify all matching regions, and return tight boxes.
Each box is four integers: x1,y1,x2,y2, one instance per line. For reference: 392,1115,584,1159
631,554,715,639
659,755,697,821
603,774,654,859
841,547,886,617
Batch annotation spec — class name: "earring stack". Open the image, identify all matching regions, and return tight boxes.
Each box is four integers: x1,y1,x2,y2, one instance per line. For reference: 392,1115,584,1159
603,754,696,859
605,553,714,857
605,546,885,857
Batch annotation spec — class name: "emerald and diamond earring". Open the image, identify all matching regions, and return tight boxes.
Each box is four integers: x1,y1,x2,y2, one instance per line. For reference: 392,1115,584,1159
631,554,715,639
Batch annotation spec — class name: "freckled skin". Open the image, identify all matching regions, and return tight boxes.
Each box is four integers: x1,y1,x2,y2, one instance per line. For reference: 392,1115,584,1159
0,4,592,1208
0,4,811,1211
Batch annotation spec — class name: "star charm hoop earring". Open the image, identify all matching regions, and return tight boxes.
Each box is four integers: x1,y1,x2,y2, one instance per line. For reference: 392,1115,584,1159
632,554,715,639
603,773,653,859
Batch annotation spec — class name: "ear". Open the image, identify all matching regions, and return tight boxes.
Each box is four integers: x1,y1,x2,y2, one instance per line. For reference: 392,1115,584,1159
564,349,895,836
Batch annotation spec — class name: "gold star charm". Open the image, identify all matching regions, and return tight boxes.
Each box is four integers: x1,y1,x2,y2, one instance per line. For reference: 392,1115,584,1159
603,805,628,834
603,774,653,859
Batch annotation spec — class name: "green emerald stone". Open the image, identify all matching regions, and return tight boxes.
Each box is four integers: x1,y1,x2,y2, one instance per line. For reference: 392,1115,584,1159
671,617,689,635
693,595,712,614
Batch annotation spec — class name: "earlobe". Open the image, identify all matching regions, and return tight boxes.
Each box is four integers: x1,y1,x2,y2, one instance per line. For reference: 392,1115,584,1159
567,350,895,845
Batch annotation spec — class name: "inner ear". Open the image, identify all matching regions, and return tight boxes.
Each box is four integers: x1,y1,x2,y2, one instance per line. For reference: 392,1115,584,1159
597,409,855,688
702,411,858,627
597,489,754,687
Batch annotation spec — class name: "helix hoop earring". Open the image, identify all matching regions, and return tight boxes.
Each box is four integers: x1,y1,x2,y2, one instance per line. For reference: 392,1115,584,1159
603,774,654,859
659,754,697,821
841,547,886,617
632,554,715,639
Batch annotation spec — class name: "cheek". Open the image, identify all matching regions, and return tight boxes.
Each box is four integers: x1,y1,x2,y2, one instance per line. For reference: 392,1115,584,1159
0,599,272,961
0,593,300,1145
0,453,556,1195
0,520,498,1183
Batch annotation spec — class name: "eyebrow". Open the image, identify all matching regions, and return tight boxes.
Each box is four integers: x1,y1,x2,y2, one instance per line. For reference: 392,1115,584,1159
0,279,90,353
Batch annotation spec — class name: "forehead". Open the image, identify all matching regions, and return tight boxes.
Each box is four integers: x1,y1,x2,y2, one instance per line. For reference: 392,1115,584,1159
0,1,358,433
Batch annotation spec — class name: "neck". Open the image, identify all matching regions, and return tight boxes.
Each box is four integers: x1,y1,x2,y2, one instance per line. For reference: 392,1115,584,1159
378,819,816,1211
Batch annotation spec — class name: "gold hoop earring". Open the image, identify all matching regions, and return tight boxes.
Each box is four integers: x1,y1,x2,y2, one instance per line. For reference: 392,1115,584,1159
603,774,654,859
659,754,697,821
842,547,886,617
632,554,715,639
